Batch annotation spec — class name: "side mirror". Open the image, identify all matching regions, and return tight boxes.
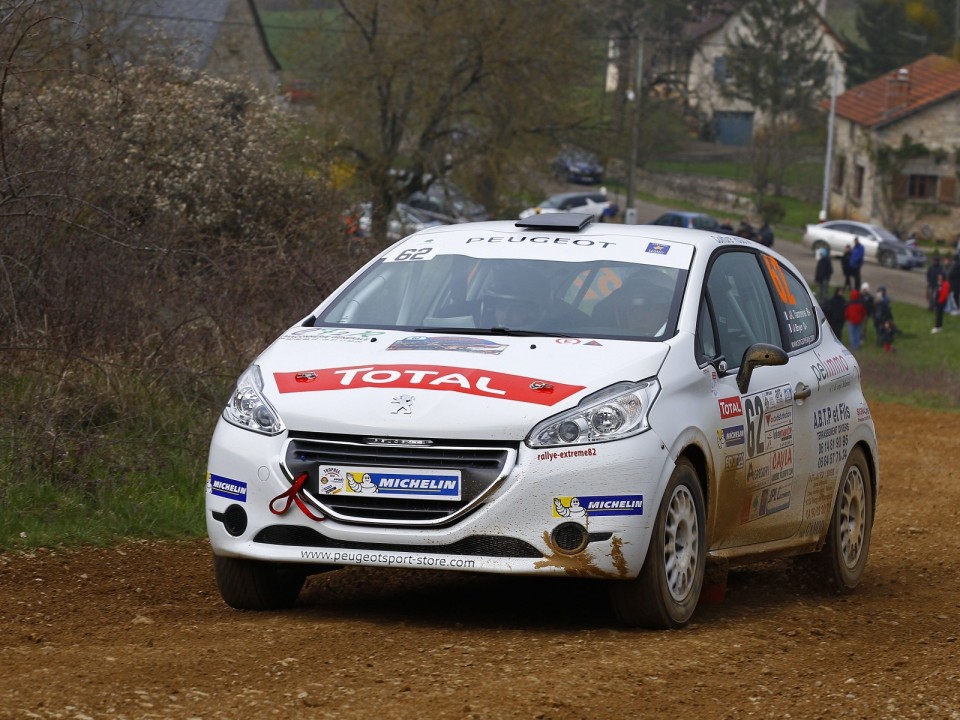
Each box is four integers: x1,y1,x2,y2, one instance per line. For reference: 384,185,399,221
736,343,789,393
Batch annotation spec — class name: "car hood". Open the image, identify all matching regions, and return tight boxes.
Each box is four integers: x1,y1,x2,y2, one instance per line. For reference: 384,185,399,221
256,328,670,440
881,239,923,254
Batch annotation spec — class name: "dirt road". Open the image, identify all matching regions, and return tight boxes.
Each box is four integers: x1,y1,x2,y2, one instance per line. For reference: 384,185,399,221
1,401,958,720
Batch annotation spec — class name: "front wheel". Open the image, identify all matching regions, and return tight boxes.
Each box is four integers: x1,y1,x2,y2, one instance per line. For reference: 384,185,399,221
814,447,873,591
213,555,307,610
609,458,706,629
879,250,897,269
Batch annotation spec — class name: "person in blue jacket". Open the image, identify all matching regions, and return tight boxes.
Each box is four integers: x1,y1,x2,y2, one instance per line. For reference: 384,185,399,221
849,237,865,292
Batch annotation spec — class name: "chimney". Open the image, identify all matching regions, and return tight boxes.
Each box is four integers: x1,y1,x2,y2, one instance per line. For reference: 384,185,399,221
886,68,910,111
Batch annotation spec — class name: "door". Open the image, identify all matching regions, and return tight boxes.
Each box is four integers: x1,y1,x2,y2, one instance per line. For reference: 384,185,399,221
699,249,819,549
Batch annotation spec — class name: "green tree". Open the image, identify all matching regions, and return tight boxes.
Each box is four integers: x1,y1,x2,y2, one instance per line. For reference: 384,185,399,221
721,0,829,202
844,0,960,85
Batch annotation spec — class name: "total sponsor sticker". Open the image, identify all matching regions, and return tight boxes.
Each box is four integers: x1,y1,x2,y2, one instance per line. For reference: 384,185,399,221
275,364,586,406
553,494,644,518
718,395,743,419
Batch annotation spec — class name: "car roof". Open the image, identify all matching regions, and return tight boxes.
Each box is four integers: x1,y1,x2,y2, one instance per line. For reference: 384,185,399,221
542,190,607,201
665,211,712,218
395,213,766,261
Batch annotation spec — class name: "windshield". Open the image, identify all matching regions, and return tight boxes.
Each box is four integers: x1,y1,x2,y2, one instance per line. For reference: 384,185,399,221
874,226,900,242
317,255,687,341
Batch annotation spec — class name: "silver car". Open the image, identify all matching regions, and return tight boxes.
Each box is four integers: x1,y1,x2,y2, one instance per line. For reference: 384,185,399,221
802,220,925,270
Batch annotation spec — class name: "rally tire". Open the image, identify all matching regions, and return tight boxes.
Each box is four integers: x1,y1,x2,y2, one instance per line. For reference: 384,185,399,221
213,554,306,610
609,458,706,629
815,446,873,592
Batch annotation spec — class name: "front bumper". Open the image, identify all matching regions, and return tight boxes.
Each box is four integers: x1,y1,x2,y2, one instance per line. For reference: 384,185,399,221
205,419,671,580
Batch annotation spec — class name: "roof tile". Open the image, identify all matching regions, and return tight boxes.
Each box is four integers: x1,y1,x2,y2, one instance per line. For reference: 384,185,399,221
831,54,960,128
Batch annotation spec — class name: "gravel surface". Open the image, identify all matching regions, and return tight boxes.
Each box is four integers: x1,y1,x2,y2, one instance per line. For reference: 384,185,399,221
1,401,958,720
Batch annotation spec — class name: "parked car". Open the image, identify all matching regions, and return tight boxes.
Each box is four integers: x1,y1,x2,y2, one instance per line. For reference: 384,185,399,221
406,179,489,223
207,212,879,629
649,211,719,231
552,147,604,184
519,189,619,220
801,220,926,270
356,202,447,243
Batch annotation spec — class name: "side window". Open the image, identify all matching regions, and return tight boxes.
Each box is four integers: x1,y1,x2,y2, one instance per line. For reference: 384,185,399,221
705,251,782,368
762,256,818,351
696,295,717,363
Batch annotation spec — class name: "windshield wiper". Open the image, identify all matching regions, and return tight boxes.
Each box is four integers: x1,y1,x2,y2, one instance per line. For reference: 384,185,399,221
413,326,574,338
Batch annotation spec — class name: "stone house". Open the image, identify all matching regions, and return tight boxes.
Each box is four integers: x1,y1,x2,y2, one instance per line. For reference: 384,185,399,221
827,54,960,241
683,0,846,145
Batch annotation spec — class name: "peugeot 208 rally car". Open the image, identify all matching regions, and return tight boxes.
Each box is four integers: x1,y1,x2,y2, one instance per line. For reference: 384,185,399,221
206,212,879,629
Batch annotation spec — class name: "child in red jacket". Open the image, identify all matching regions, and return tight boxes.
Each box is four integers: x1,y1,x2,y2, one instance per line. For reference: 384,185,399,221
932,273,951,334
845,288,867,349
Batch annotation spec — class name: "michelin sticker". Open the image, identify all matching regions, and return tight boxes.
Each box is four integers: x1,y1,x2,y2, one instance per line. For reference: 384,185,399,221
318,466,462,501
553,495,643,518
208,473,247,502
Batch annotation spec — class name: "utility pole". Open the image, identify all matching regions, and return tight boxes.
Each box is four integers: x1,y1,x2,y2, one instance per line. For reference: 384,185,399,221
625,36,643,224
819,64,838,222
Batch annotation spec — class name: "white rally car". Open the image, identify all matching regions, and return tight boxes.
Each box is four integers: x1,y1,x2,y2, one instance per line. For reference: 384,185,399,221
207,213,879,629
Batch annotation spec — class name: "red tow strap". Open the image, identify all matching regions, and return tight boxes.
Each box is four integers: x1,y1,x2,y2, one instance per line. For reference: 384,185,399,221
269,472,325,521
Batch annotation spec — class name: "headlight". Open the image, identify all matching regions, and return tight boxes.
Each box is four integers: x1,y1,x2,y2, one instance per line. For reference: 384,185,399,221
527,380,660,448
222,365,285,435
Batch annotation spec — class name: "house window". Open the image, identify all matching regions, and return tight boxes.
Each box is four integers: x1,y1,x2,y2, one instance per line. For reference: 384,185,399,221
713,56,730,84
908,174,938,199
832,155,845,192
853,164,865,201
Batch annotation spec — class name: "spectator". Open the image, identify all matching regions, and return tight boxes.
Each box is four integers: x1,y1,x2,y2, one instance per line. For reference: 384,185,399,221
825,287,846,341
718,218,734,234
873,286,894,346
849,237,865,292
859,282,874,342
878,319,901,353
757,221,774,247
932,272,951,334
737,218,755,241
926,252,942,310
840,245,853,291
947,253,960,315
845,288,868,350
814,247,833,303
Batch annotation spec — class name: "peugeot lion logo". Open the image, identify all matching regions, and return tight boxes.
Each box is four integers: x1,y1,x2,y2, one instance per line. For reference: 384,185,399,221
391,394,415,414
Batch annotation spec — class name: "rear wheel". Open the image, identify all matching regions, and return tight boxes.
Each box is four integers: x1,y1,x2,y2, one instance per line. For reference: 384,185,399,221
609,458,706,629
879,250,897,269
815,447,873,591
213,555,307,610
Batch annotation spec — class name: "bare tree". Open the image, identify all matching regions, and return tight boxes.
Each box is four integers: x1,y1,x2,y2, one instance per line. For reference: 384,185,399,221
291,0,601,238
721,0,829,204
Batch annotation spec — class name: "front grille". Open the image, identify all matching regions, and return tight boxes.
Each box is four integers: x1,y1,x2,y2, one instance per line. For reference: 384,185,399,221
254,525,543,558
282,434,518,527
